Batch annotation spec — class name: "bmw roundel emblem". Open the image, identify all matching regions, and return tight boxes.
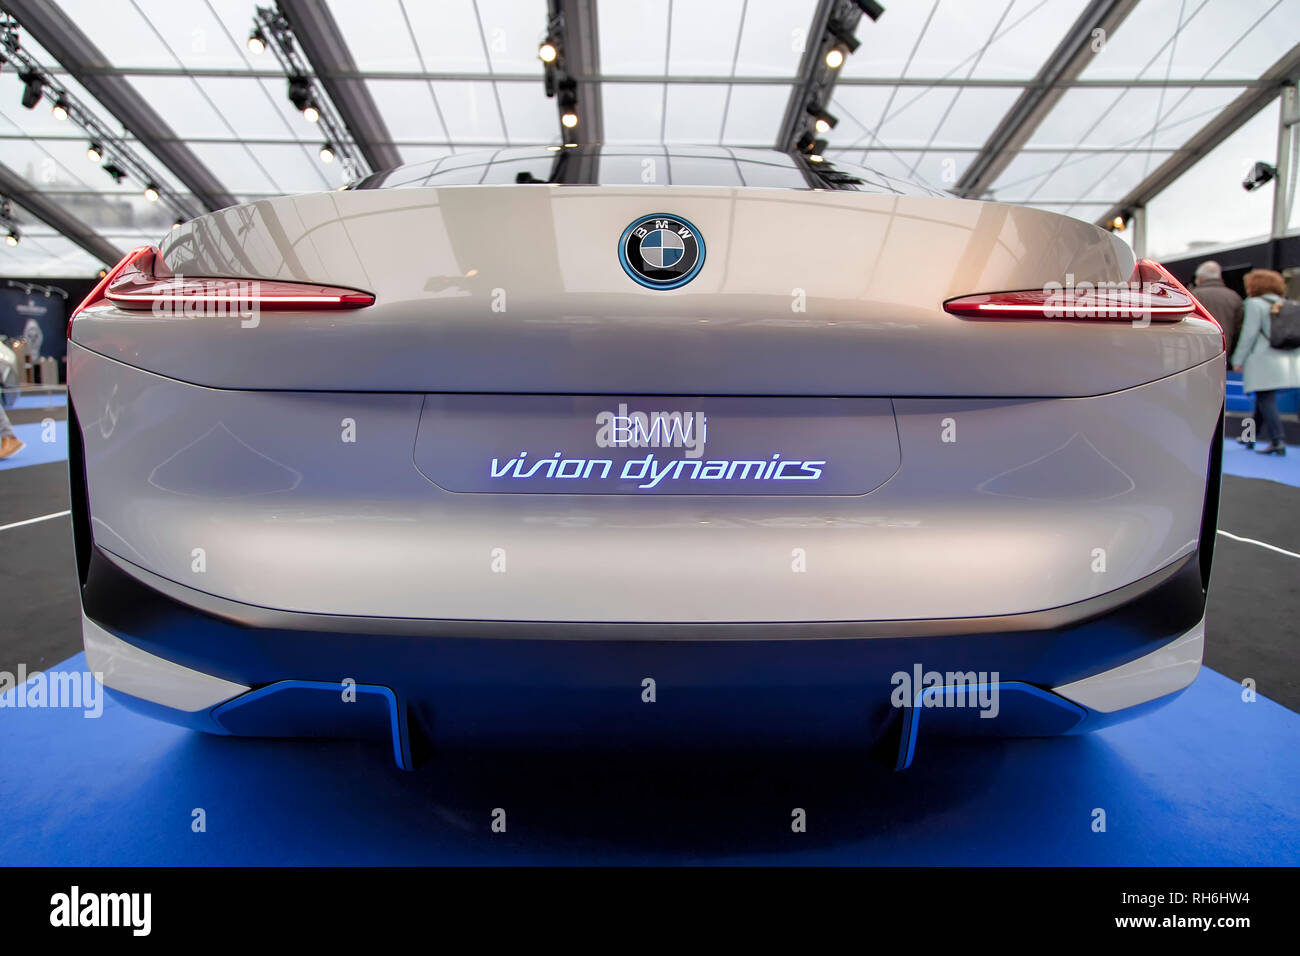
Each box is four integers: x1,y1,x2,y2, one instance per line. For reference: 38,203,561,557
618,214,705,290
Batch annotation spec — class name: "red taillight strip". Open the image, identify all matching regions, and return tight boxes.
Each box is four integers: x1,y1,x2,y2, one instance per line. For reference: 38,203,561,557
945,293,1194,317
1137,257,1224,350
68,245,155,337
105,272,375,311
943,258,1223,351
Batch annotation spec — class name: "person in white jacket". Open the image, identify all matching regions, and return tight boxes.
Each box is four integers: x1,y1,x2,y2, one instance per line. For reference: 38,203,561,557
1231,269,1300,456
0,406,21,459
0,340,24,460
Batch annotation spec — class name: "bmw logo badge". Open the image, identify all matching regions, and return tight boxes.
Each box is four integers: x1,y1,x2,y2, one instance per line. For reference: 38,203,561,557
618,214,705,290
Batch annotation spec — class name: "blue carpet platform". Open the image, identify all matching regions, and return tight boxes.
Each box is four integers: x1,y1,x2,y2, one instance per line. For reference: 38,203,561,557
1,653,1297,865
0,421,67,472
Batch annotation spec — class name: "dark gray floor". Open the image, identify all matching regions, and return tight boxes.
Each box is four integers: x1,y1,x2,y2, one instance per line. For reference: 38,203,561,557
2,456,1297,711
1205,474,1300,712
0,459,79,676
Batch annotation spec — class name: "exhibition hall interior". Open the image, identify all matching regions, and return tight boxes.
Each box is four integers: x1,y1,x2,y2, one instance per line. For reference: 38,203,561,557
1,0,1299,872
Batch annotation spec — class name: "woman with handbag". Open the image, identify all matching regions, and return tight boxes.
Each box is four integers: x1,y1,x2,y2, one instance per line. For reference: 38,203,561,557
1231,269,1300,456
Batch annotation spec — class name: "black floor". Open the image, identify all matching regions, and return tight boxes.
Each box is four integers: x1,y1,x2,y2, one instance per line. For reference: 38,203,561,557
2,453,1298,712
1205,474,1300,711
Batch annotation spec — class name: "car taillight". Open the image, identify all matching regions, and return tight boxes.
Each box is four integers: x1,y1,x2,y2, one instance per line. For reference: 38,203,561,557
104,247,375,312
943,258,1223,348
68,245,154,337
68,245,375,339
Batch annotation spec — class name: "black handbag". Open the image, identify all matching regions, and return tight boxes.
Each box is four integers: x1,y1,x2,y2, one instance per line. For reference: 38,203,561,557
1267,298,1300,350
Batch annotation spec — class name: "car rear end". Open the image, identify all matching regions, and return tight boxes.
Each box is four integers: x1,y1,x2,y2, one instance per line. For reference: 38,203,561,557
67,172,1225,769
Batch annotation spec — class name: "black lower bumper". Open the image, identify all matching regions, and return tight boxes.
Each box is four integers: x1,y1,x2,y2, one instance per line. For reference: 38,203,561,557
84,542,1207,760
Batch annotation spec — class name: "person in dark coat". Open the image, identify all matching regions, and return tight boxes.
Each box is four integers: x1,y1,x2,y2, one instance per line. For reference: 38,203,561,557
1193,261,1244,357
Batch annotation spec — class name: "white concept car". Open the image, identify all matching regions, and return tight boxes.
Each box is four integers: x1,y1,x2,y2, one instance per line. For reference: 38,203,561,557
66,146,1225,769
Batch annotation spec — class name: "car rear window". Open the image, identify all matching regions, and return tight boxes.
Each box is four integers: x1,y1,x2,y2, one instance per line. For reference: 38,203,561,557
354,145,945,197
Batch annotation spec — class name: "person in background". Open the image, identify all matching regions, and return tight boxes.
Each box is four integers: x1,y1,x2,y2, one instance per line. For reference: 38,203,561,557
0,339,24,459
1192,260,1244,357
0,404,23,460
1231,268,1299,456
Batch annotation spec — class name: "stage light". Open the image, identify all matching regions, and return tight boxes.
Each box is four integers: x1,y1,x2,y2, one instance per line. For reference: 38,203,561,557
86,142,102,163
807,106,838,133
825,47,845,69
5,228,18,247
144,183,160,202
319,142,335,163
248,29,266,55
558,78,578,130
51,93,69,121
288,76,318,121
19,71,43,109
538,41,558,63
854,0,886,20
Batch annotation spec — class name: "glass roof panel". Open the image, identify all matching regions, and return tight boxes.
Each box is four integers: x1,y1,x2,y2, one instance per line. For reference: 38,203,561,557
1036,150,1178,205
477,0,550,75
1028,86,1245,150
663,84,730,143
123,75,234,140
732,0,816,78
867,85,960,148
1081,0,1300,82
0,136,116,192
965,0,1090,79
822,84,894,148
3,0,1297,278
495,81,561,144
839,0,941,80
1,230,104,276
185,142,278,193
1146,97,1280,259
988,150,1074,201
52,0,177,69
597,1,669,76
924,86,1023,149
433,81,507,144
396,145,455,166
601,83,666,142
366,80,443,143
902,0,1059,80
720,83,791,145
403,0,491,74
128,0,250,71
0,134,185,200
667,0,746,76
326,0,424,72
240,142,335,193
